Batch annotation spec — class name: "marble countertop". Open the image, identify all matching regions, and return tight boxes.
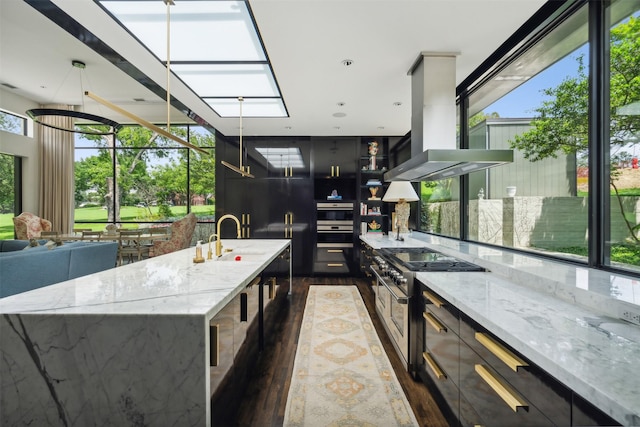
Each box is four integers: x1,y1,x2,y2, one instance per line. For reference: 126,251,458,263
361,233,640,425
0,239,290,320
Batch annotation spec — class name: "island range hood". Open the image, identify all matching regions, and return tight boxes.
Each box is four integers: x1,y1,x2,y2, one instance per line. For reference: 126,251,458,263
384,52,512,182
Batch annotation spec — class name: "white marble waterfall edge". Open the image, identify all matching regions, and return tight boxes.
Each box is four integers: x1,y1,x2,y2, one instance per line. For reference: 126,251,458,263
0,239,290,426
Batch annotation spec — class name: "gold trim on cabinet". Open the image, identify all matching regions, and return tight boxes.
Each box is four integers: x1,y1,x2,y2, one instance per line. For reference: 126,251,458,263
422,290,445,307
474,364,528,412
327,263,344,267
210,324,219,367
269,277,276,299
327,249,343,253
422,352,446,380
475,332,528,372
423,311,447,333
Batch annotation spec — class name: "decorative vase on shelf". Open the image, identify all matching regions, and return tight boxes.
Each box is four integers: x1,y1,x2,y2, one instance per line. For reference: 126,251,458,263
368,186,380,200
368,141,378,170
506,186,517,197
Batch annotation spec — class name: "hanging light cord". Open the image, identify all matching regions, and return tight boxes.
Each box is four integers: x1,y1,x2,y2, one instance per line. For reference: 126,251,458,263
220,96,254,178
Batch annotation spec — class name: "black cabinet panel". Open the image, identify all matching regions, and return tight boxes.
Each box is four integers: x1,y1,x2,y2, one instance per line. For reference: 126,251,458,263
460,313,572,426
312,137,358,179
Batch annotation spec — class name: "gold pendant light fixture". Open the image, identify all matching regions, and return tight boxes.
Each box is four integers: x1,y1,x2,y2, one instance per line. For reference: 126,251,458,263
221,96,255,178
85,0,208,155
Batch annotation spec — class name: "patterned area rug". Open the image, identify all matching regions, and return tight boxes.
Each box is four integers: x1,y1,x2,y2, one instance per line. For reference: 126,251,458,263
284,285,419,427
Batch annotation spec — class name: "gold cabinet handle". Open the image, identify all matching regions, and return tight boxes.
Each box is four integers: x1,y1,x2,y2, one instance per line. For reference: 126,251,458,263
331,165,335,177
327,249,343,253
423,311,447,333
269,277,276,299
475,364,528,412
210,324,219,367
423,290,445,308
475,332,528,372
327,263,344,267
423,352,446,380
336,165,340,177
284,213,289,224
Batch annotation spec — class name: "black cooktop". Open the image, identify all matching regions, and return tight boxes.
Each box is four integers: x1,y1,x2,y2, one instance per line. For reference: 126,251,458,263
378,247,486,272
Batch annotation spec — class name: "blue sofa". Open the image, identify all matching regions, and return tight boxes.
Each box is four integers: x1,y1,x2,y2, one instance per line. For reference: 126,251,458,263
0,240,118,298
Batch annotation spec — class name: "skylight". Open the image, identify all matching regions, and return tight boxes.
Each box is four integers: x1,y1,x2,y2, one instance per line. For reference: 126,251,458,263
255,147,305,169
98,0,286,118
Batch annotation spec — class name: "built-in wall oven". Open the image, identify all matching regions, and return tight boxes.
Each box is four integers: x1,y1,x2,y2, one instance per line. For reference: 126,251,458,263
371,247,486,377
314,202,355,274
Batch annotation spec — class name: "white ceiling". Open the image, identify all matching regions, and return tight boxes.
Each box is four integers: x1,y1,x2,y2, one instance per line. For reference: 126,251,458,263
0,0,546,138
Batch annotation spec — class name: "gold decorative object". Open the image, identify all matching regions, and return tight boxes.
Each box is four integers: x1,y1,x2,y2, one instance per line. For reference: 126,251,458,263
368,186,379,200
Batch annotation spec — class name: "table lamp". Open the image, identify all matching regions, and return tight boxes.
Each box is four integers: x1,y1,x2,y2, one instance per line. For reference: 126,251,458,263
382,181,419,240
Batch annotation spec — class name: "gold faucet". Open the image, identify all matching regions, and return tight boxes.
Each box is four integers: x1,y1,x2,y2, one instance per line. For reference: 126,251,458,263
208,214,242,258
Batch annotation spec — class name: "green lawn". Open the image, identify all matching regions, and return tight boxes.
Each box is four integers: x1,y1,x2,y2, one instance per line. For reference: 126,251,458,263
0,205,215,240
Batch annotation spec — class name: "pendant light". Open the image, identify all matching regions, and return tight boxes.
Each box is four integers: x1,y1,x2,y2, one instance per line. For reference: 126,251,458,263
85,0,207,155
221,96,255,178
26,60,122,135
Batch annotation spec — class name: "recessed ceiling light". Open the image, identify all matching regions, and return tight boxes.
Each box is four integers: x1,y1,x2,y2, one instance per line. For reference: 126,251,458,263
337,102,346,107
332,112,347,118
341,59,353,67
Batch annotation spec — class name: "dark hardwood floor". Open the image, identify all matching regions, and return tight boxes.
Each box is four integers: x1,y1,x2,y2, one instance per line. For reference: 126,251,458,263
230,276,450,427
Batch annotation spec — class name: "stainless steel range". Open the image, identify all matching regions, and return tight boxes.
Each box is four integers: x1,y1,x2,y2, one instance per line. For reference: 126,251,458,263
370,247,485,376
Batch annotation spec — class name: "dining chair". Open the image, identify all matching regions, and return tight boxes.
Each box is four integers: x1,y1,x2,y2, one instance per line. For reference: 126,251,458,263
81,230,103,241
117,229,143,265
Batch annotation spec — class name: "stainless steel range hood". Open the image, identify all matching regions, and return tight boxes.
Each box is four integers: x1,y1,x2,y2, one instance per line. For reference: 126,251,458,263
384,52,513,182
384,148,513,181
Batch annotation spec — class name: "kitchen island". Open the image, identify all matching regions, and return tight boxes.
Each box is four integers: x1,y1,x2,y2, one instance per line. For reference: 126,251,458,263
0,239,290,426
361,233,640,426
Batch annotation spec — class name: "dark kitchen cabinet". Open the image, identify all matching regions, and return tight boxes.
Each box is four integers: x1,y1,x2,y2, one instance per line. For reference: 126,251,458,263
312,137,358,180
416,280,621,427
218,136,313,275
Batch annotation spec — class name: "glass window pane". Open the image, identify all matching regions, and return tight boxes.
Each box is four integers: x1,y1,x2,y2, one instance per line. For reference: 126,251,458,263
75,148,112,223
205,98,287,117
607,1,640,271
0,153,16,239
420,178,460,237
100,1,265,62
173,64,279,97
467,4,589,261
0,109,27,136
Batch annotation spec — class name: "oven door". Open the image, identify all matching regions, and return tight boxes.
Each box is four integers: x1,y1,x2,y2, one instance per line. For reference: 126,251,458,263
370,265,410,365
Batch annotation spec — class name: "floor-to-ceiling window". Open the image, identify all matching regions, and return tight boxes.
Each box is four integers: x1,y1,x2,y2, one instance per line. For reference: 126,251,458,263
74,124,215,230
0,109,26,239
606,0,640,271
464,3,591,261
0,153,18,239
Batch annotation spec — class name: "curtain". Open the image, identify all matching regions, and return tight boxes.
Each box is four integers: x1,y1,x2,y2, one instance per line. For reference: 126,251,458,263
38,104,75,234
